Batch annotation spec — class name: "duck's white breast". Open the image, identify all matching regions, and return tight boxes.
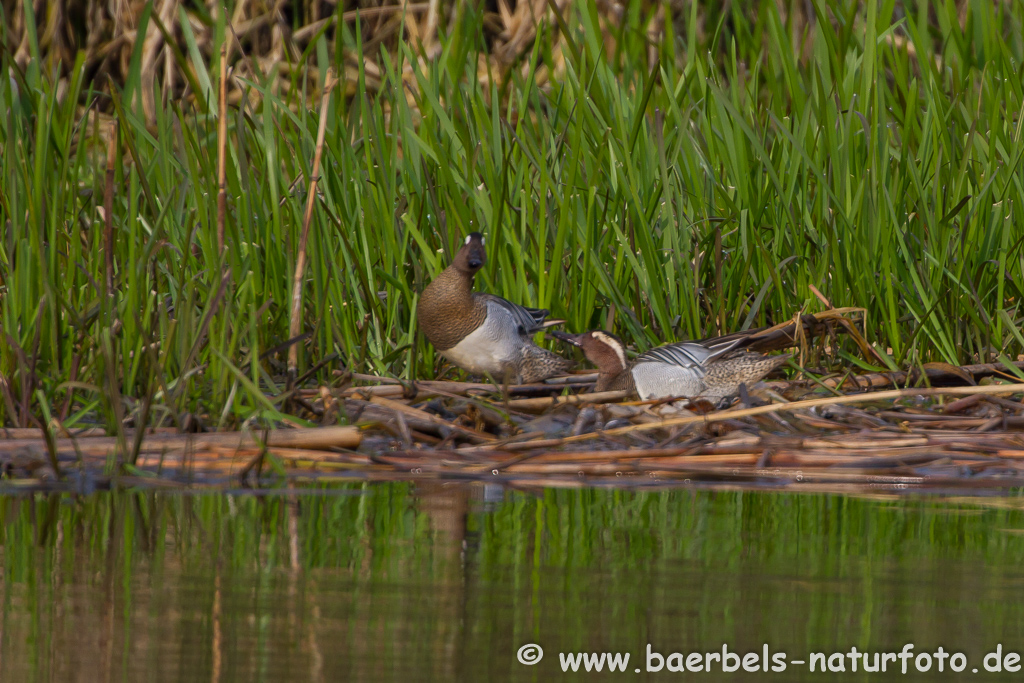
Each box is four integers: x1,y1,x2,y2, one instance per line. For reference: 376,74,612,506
440,302,522,377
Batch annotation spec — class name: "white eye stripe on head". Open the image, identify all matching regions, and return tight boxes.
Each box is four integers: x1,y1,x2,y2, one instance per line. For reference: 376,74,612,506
481,236,486,245
464,235,472,245
592,331,626,369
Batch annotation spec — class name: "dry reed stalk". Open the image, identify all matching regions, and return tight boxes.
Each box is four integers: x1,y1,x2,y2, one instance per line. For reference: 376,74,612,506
507,448,710,463
132,451,250,475
979,394,1024,412
368,395,496,442
904,431,1023,444
103,119,116,294
216,42,228,254
927,418,1024,429
349,373,403,385
288,68,338,383
479,436,568,452
341,385,419,398
155,445,376,471
496,462,644,475
770,452,941,467
327,376,599,399
507,389,632,411
0,425,362,458
263,447,375,466
876,411,1024,427
275,448,375,465
791,412,850,430
819,359,1024,390
3,427,110,439
688,434,761,451
800,435,932,448
543,373,601,384
343,398,453,437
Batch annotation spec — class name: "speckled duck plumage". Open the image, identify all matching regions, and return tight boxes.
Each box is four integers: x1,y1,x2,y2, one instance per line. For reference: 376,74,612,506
552,330,791,401
416,233,571,384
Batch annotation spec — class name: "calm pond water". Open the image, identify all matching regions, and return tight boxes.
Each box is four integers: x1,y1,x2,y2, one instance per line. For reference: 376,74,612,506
2,484,1024,681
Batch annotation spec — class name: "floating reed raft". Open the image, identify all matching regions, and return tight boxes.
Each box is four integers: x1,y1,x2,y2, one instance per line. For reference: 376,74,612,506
6,350,1024,495
0,309,1020,494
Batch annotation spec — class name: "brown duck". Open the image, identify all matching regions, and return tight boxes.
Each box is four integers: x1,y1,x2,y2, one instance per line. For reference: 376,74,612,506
552,330,790,401
417,233,571,383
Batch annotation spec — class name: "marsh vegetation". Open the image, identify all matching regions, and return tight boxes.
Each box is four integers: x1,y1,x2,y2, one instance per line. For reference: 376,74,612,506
2,1,1023,433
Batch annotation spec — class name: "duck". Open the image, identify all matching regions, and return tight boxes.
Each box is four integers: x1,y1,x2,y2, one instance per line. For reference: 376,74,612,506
416,232,571,384
551,330,791,402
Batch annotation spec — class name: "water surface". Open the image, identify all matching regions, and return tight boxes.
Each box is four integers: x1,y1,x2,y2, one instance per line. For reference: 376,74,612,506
2,484,1024,681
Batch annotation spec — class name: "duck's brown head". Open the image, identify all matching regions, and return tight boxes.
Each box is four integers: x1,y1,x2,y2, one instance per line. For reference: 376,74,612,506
550,330,628,376
453,232,486,275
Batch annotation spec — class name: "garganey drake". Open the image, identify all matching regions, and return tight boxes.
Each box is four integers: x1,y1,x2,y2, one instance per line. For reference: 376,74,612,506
417,233,571,384
552,330,791,402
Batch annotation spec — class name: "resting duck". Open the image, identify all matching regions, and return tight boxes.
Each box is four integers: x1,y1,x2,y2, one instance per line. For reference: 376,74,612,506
552,330,790,401
416,233,571,383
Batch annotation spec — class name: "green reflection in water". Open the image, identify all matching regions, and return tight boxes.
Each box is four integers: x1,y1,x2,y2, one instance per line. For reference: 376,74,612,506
1,485,1024,682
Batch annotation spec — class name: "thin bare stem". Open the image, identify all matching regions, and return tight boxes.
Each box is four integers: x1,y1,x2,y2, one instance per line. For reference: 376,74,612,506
216,42,228,254
103,119,116,295
288,69,338,383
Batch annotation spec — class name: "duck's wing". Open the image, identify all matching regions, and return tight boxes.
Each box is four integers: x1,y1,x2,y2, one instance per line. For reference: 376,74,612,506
635,336,745,370
696,314,825,353
478,294,561,335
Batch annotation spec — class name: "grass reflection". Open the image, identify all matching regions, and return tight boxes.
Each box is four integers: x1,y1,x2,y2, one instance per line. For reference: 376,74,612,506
1,487,1024,681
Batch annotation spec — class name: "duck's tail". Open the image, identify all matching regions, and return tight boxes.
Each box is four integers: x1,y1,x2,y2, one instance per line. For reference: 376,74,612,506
518,344,573,383
702,352,792,401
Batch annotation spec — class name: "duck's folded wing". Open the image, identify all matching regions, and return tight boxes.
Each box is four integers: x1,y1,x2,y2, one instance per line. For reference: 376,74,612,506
636,337,745,369
478,294,559,335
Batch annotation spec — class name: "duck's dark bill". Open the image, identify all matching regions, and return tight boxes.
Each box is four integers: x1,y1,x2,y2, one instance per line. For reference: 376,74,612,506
548,331,583,346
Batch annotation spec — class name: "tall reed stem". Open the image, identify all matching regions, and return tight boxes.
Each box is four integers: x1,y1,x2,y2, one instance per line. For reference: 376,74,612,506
289,70,338,383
